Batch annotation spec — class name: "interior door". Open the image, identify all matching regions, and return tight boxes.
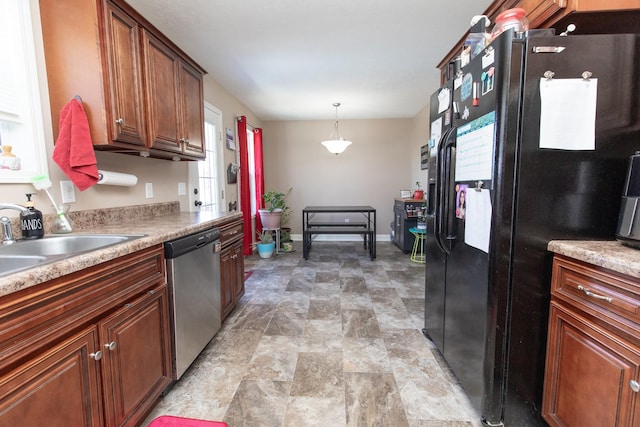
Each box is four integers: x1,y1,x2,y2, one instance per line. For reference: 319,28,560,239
188,102,225,212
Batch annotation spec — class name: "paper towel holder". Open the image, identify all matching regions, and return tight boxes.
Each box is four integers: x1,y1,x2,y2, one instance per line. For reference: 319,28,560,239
97,170,138,186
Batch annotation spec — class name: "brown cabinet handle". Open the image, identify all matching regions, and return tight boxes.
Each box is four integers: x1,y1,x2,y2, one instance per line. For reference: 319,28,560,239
577,285,613,303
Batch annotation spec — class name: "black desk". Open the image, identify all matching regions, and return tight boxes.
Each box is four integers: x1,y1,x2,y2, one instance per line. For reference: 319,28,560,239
302,206,376,260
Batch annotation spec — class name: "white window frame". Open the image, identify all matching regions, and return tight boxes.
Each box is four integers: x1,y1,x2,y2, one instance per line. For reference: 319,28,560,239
0,0,50,183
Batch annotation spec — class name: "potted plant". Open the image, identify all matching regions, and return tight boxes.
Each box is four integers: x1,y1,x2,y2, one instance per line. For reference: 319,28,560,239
258,188,291,229
413,181,424,200
417,200,427,229
254,229,275,259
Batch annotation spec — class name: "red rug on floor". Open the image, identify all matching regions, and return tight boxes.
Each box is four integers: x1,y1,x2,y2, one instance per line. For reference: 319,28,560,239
244,270,253,281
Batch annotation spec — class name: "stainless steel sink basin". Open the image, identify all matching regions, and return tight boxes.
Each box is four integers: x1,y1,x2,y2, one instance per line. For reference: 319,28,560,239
0,255,48,277
0,234,145,277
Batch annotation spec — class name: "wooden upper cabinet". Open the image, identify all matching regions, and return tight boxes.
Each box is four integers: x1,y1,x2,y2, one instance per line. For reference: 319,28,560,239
103,1,147,148
142,30,182,154
437,0,640,77
180,61,205,158
39,0,207,161
142,31,206,159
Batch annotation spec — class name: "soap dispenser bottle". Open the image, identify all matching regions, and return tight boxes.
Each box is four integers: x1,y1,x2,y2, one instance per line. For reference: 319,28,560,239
21,193,44,239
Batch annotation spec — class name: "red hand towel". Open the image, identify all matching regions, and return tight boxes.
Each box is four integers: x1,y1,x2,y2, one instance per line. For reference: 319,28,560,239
53,98,99,191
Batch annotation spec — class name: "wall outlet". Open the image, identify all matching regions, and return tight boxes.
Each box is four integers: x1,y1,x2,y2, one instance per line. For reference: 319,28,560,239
178,182,187,196
60,181,76,204
145,182,153,199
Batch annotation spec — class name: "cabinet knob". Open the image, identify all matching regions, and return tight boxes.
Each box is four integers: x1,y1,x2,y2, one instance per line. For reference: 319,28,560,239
104,341,117,351
630,380,640,393
115,118,124,125
90,350,103,361
180,138,186,144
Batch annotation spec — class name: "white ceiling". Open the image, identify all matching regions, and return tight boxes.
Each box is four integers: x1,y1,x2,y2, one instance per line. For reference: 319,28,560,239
126,0,494,121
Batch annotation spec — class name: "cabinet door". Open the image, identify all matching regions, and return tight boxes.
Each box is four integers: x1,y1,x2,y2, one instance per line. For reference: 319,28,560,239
179,61,205,158
543,302,640,427
0,327,103,427
231,240,245,301
99,286,172,427
142,30,181,154
103,1,146,147
220,245,236,320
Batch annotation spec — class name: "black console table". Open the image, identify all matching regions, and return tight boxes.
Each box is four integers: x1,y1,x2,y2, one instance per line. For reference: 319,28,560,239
302,206,376,260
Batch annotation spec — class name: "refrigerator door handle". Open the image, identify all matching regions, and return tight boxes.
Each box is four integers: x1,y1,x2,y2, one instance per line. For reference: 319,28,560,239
434,127,451,253
436,127,457,254
442,133,458,251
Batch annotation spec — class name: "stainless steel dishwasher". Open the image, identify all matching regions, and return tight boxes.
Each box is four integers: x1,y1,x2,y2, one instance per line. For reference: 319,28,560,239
164,227,221,379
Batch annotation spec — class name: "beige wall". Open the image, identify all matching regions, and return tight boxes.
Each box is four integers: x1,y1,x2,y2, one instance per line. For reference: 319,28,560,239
262,112,430,238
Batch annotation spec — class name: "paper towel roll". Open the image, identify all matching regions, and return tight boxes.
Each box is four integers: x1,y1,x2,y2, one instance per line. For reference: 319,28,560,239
97,170,138,186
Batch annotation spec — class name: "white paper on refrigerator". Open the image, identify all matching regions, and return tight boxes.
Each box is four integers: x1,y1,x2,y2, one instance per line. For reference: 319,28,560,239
464,189,492,253
538,78,597,150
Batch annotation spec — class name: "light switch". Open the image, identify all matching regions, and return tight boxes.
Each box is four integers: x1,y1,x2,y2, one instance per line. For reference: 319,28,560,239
145,183,153,198
178,182,187,196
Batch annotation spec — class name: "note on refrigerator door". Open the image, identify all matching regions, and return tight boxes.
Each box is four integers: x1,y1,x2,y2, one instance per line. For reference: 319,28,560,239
464,189,491,253
438,88,451,114
539,78,598,150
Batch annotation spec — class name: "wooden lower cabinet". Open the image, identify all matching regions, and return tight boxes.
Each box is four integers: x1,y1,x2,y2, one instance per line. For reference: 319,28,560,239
99,286,172,427
221,240,244,320
219,218,244,321
0,246,171,427
543,255,640,427
543,302,640,427
0,328,103,427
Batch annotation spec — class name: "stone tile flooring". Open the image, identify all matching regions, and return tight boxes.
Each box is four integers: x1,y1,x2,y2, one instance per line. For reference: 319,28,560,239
143,241,481,427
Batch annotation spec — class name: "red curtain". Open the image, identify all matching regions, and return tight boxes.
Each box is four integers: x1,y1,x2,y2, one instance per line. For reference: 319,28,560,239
254,128,264,232
237,116,252,255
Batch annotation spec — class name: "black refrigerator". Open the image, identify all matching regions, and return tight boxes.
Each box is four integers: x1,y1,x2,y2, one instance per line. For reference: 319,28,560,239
424,30,640,426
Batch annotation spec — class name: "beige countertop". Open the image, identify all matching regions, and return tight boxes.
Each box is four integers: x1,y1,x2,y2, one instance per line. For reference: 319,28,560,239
0,208,242,298
548,240,640,280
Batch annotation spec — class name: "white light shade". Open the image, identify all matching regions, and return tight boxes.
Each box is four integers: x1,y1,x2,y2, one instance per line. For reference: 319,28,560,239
321,139,352,154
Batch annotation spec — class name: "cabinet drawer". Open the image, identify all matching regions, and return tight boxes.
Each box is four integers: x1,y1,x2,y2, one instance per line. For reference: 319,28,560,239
552,255,640,338
220,220,243,247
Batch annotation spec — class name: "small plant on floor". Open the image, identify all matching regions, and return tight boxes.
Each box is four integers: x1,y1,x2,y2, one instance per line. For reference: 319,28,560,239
256,229,273,244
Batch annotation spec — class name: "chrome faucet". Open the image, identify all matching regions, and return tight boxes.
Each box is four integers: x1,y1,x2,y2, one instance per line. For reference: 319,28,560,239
0,203,28,245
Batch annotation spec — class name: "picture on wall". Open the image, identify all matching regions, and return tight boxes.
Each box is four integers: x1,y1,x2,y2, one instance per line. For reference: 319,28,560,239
420,144,429,170
226,128,236,150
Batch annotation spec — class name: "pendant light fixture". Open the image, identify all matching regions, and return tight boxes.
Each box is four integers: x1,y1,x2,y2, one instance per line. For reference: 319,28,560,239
321,103,352,155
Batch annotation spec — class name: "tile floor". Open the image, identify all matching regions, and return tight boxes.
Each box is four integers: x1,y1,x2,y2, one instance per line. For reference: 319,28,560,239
143,241,481,427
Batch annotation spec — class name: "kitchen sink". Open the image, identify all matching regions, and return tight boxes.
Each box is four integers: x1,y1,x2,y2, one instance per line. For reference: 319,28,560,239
0,255,49,277
0,234,145,277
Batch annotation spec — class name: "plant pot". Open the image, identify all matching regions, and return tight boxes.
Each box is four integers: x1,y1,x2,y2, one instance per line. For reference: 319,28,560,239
258,209,282,229
413,190,424,200
256,242,275,259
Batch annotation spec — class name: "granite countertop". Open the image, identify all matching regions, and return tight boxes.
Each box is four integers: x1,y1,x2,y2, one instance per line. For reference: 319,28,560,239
0,207,242,298
548,240,640,280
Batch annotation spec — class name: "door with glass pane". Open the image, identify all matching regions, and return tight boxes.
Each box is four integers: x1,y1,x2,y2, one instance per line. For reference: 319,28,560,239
188,103,224,211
